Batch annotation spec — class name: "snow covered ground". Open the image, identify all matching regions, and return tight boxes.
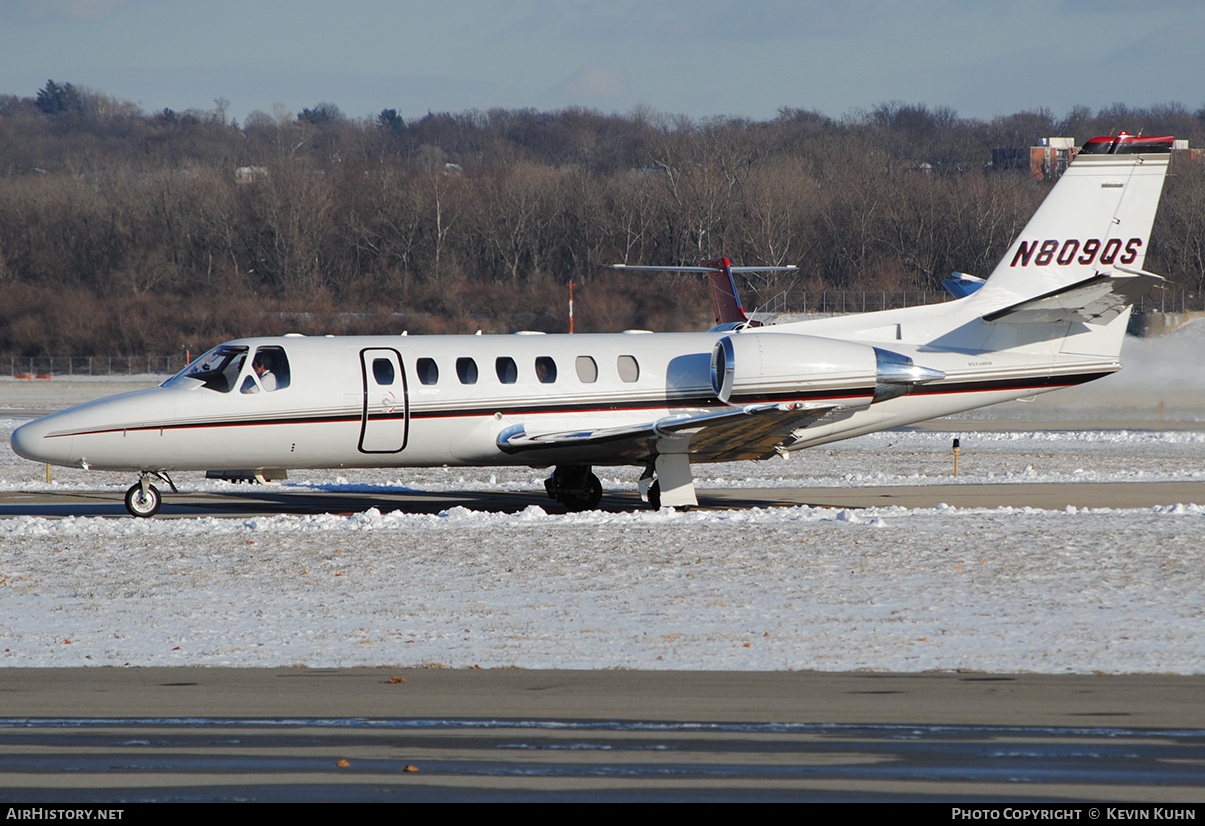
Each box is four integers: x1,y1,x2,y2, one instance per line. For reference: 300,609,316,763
3,502,1203,673
1,322,1203,673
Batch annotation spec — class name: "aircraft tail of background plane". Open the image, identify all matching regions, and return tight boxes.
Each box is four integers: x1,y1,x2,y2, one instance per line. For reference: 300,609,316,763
699,257,751,327
611,259,797,328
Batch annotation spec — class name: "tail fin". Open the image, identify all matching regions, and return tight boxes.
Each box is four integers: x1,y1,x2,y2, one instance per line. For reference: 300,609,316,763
978,133,1173,310
699,256,749,327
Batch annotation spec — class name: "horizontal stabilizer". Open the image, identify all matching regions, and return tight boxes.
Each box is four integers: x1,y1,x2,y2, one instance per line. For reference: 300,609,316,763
943,272,985,299
612,258,797,328
982,271,1163,326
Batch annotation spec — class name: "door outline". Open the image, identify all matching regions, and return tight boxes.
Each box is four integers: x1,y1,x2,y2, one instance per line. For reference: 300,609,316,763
358,348,409,453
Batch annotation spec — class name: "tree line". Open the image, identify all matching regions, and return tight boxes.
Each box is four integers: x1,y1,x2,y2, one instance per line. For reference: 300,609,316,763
1,82,1204,356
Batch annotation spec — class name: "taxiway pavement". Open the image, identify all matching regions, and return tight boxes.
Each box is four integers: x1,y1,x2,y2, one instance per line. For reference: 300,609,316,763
2,669,1203,802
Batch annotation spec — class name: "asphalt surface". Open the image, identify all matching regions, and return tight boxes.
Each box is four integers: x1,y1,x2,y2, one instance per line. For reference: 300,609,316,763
2,669,1203,802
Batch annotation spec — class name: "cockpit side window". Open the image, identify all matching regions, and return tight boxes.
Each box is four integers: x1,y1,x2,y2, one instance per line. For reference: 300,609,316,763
254,346,290,390
241,345,290,394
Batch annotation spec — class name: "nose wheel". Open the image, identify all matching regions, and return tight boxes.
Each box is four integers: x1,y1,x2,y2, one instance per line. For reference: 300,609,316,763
124,481,161,517
123,471,176,518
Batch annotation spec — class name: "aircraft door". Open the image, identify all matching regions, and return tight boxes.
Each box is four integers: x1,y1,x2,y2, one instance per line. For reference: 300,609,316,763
359,348,408,453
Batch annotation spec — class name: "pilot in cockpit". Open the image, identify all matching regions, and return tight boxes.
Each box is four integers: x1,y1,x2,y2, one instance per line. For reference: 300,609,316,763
253,352,277,391
242,351,277,394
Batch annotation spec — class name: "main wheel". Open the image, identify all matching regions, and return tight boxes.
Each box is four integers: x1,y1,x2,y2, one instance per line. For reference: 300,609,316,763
563,473,603,512
124,482,162,518
582,473,603,510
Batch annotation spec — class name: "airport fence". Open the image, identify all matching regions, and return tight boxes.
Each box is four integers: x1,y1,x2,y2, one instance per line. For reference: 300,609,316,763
755,287,1202,317
1133,288,1203,314
753,289,948,317
3,355,186,379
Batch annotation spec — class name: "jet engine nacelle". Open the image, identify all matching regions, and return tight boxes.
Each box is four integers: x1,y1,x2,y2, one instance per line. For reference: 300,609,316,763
710,333,947,405
710,333,880,404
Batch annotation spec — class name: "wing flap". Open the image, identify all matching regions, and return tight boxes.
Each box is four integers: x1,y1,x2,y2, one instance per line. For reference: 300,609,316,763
497,402,839,464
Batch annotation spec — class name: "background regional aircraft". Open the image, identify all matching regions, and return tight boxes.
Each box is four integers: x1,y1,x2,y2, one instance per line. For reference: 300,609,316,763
11,133,1174,517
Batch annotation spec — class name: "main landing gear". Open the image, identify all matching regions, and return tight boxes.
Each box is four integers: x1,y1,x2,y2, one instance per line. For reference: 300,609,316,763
544,465,603,512
638,453,698,511
123,471,177,518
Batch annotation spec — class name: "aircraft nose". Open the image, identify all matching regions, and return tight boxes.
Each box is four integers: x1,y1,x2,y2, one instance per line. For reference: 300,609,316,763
10,416,75,466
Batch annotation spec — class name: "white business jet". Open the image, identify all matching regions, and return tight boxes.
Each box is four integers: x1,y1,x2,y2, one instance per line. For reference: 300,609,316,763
11,133,1174,516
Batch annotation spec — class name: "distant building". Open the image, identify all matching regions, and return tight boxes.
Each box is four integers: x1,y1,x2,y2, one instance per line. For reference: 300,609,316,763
992,136,1196,181
1031,137,1077,180
990,137,1076,181
236,166,268,184
1171,139,1202,166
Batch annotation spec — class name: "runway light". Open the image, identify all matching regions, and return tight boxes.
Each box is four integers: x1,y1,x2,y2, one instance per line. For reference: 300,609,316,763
952,437,961,476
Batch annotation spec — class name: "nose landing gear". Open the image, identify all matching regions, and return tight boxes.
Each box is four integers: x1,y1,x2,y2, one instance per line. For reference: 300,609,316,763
123,471,177,518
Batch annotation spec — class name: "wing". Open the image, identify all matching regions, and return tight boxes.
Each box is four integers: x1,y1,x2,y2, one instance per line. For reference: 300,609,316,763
497,401,842,465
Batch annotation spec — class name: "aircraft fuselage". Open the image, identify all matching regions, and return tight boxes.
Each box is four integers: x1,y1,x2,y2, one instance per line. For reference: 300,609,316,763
11,325,1116,475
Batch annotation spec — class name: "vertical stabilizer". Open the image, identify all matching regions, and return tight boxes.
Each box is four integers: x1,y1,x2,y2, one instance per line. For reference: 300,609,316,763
699,257,748,326
979,134,1172,308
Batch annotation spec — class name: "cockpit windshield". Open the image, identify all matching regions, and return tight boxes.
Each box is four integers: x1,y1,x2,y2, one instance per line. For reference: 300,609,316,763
164,345,248,393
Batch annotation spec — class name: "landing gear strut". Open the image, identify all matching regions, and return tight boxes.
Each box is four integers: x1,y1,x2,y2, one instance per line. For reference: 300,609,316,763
123,471,176,518
638,453,697,510
544,465,603,512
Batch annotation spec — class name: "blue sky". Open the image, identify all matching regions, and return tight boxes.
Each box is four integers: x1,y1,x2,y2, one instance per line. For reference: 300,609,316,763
2,0,1203,124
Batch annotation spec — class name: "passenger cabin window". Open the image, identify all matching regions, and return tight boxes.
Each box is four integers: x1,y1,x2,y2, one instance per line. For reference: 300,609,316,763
372,358,395,385
496,356,518,384
535,356,557,384
617,355,640,383
575,356,598,383
241,345,291,394
457,357,478,384
416,358,439,385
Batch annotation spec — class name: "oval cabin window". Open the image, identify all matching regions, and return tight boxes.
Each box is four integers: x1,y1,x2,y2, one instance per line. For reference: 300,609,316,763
457,357,478,384
617,355,640,383
416,358,439,385
496,357,518,384
575,356,598,383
